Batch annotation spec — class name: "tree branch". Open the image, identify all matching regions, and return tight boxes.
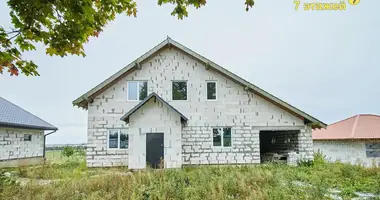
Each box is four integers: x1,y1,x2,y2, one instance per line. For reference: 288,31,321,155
7,31,21,41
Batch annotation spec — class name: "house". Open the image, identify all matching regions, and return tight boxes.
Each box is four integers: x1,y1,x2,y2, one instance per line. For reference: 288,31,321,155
313,114,380,167
0,97,58,167
73,37,326,169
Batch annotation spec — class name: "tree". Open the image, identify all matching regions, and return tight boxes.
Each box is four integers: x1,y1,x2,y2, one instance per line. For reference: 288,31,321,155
0,0,254,76
62,146,75,158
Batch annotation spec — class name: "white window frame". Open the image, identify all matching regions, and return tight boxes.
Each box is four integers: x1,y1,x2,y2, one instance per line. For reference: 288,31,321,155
212,127,232,148
206,81,217,101
107,129,128,149
126,81,147,101
172,80,188,101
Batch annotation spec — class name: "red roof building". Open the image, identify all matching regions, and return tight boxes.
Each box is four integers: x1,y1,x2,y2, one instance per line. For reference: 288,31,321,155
313,114,380,140
313,114,380,167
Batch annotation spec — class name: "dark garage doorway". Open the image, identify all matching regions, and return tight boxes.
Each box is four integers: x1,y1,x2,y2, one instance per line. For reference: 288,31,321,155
259,130,300,163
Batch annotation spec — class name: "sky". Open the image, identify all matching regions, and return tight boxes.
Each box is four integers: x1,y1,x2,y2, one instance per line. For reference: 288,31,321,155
0,0,379,144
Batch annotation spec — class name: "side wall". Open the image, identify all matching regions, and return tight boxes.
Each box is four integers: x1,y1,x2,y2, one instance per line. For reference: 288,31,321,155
313,140,380,167
0,127,44,166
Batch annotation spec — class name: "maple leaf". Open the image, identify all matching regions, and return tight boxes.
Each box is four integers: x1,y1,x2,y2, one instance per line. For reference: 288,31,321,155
93,31,100,37
9,66,19,76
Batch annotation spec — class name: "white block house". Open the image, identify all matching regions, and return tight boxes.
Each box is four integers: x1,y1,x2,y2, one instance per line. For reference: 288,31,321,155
0,97,57,167
73,37,326,169
313,114,380,167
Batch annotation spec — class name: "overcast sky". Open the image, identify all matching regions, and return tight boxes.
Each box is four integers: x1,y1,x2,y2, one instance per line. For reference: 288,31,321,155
0,1,379,144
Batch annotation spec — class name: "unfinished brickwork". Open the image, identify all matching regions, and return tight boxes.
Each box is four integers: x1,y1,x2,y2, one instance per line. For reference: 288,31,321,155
86,46,312,168
182,126,260,165
0,127,44,161
298,127,314,160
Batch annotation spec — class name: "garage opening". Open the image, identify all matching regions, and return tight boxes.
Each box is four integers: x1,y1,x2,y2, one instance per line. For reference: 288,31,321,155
259,130,300,164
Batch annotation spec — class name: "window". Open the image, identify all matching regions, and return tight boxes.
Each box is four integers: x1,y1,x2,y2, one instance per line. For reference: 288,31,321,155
108,129,128,149
207,81,217,100
366,143,380,158
127,81,148,101
24,134,32,141
172,81,187,100
213,128,231,147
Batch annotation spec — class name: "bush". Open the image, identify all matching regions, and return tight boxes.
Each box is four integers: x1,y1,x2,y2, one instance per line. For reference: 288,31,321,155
62,146,75,158
0,169,17,191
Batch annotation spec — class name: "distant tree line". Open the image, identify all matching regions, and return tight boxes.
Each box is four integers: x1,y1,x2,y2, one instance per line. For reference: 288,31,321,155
46,144,87,151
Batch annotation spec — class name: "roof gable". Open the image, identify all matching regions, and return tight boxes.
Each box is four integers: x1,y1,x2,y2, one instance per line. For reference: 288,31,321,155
313,114,380,140
0,97,58,130
73,37,326,128
120,92,188,124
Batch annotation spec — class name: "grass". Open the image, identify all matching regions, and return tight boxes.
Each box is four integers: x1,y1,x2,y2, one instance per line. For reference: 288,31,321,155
1,152,380,200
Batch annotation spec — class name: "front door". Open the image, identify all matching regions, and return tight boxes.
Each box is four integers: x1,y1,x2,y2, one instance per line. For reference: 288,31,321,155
146,133,164,168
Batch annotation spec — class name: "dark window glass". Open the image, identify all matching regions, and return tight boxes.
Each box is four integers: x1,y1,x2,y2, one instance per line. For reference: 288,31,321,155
365,143,380,158
223,128,232,147
207,82,216,100
213,128,221,146
109,131,118,148
139,81,148,100
120,130,129,149
172,81,187,100
24,134,32,141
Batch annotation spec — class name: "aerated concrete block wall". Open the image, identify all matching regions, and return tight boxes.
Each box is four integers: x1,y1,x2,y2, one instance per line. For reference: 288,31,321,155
128,98,182,169
86,46,312,167
0,127,44,161
182,126,260,165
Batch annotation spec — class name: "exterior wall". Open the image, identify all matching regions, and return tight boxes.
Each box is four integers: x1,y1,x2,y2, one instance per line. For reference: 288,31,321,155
313,140,380,167
182,127,260,165
0,156,43,168
128,98,182,169
86,46,311,167
0,127,44,163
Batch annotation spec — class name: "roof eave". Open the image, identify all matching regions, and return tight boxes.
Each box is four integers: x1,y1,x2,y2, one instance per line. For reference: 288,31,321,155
0,122,58,131
72,39,171,109
120,92,188,124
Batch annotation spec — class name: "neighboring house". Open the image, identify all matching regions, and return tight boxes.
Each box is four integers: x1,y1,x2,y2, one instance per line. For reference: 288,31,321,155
0,97,58,167
313,114,380,167
73,37,326,169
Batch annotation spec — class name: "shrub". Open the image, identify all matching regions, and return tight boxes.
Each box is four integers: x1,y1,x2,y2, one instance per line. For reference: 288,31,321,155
0,169,17,191
62,146,75,157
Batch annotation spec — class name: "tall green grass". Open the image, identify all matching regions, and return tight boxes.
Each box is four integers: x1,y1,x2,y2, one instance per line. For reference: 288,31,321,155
1,153,379,200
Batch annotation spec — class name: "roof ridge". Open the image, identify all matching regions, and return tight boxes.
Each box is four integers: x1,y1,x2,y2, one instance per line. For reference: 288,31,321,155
357,114,380,117
350,115,360,138
0,96,57,130
328,115,358,127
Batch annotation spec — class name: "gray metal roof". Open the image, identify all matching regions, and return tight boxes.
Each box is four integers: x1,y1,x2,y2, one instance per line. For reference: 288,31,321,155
0,97,58,130
120,92,188,124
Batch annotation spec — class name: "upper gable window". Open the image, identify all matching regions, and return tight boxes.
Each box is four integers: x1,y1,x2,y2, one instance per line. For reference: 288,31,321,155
207,81,217,100
127,81,148,101
172,81,187,100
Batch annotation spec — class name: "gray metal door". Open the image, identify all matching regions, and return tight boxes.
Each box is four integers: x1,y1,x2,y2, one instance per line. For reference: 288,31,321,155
146,133,164,168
